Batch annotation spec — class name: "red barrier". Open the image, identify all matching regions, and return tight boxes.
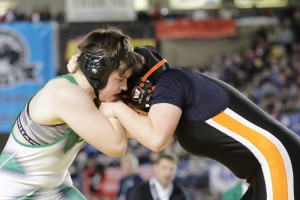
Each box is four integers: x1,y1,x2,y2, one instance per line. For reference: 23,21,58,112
156,18,237,40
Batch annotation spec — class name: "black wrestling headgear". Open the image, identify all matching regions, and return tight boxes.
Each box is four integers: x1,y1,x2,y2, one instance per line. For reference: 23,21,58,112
121,45,171,112
79,40,127,107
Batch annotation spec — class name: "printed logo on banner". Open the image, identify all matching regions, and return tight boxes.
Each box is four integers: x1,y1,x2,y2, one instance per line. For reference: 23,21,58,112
0,28,40,88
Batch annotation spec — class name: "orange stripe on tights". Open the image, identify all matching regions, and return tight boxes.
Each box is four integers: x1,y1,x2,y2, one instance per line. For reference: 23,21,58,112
212,112,287,200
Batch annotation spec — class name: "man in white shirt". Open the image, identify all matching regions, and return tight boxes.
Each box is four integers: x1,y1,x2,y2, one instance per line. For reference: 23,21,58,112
129,152,190,200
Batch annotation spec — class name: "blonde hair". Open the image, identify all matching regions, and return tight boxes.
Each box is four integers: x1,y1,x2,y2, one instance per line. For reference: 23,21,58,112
121,152,139,172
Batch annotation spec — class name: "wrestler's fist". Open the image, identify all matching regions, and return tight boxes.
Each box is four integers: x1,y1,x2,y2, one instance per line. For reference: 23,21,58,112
100,103,115,118
67,53,80,73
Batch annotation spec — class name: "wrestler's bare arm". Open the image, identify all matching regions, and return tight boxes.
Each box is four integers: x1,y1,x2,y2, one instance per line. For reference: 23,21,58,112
29,78,127,157
102,101,182,151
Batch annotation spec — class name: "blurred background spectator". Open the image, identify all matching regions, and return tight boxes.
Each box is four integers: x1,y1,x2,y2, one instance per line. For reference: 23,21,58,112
116,153,144,200
129,152,191,200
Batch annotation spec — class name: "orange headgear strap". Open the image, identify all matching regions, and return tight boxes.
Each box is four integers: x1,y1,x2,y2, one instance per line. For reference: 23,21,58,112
139,59,167,87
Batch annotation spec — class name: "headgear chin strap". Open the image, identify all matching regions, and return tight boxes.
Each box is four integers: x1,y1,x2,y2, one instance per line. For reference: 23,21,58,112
122,59,168,112
78,50,107,108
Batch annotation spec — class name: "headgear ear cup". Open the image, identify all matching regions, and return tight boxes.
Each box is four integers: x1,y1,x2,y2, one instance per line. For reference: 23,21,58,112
121,45,171,112
79,38,128,89
129,79,153,112
79,50,107,90
79,39,128,107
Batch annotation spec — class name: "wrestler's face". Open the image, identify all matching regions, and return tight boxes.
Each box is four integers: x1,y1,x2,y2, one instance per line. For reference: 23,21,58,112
99,69,132,102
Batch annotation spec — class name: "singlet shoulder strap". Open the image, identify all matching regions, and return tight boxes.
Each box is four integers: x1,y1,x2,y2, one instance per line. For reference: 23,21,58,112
55,74,78,84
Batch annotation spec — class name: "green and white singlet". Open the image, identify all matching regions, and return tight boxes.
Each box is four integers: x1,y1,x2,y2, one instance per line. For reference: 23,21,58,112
0,75,87,199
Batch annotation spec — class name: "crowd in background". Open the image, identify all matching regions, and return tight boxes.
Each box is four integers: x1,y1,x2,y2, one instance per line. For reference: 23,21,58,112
1,4,300,200
0,5,58,23
66,8,300,200
203,8,300,136
1,3,299,23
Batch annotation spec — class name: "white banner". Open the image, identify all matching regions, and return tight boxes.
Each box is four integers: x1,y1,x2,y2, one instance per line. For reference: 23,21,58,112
169,0,222,10
65,0,136,22
234,0,288,8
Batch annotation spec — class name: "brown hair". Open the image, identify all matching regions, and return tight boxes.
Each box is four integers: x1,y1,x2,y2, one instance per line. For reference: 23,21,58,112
155,152,179,164
77,26,144,77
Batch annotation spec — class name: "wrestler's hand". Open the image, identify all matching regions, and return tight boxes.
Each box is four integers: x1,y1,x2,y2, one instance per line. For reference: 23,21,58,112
67,53,80,74
101,102,148,118
100,102,116,118
101,102,134,138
